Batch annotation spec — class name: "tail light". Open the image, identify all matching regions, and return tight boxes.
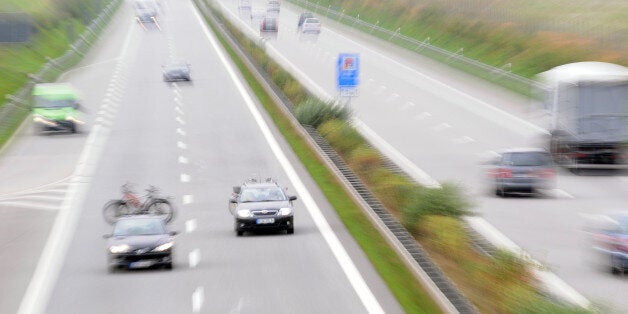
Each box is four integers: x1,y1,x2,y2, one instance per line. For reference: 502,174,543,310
538,168,556,178
614,238,628,253
495,168,512,179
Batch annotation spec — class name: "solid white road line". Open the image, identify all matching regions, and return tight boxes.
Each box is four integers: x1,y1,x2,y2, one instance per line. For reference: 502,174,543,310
17,19,137,314
192,287,204,313
352,119,441,188
192,5,384,313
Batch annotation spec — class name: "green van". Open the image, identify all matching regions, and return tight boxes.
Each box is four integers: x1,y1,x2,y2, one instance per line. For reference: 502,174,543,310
32,83,83,133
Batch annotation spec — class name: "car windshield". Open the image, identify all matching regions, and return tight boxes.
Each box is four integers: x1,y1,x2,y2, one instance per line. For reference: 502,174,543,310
240,187,285,202
305,18,319,24
34,98,75,109
113,219,165,236
166,63,187,71
506,152,551,166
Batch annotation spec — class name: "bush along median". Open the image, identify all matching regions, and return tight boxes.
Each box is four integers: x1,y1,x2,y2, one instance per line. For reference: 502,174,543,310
196,0,589,313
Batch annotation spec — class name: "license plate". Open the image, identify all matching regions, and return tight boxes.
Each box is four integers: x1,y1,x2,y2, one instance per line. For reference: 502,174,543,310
129,260,154,268
256,218,275,224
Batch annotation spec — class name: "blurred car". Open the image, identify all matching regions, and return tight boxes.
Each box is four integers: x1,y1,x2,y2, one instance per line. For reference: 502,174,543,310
238,0,251,10
300,17,321,34
260,17,278,33
229,178,297,236
32,83,83,133
587,212,628,274
162,60,191,82
134,0,158,23
297,12,314,28
104,216,177,272
266,0,280,13
484,148,556,196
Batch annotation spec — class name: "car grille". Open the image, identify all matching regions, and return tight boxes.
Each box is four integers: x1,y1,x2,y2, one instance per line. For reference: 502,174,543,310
251,209,278,216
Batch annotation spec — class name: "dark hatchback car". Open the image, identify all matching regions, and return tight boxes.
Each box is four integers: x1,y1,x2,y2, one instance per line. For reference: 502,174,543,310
104,216,177,272
229,179,297,236
260,17,278,33
162,61,191,82
485,148,556,196
587,212,628,274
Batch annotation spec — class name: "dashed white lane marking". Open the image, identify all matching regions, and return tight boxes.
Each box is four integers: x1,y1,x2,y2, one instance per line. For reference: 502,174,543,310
452,136,475,144
400,101,415,111
193,6,384,312
192,287,204,313
185,219,197,233
385,93,399,103
175,106,185,115
180,174,191,183
176,128,186,136
177,141,187,149
176,116,186,125
431,122,452,132
414,112,432,120
372,85,387,95
183,195,194,205
188,249,200,268
178,156,188,164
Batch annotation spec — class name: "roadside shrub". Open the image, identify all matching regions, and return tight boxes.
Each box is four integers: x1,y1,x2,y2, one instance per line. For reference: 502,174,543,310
401,183,472,232
348,146,382,174
295,98,351,128
367,168,415,212
282,79,306,105
318,119,363,156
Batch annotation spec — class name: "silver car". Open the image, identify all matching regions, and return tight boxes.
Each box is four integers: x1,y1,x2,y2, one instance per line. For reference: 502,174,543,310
485,148,556,196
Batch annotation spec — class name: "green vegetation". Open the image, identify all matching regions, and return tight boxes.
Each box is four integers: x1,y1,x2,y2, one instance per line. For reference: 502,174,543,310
194,1,442,312
294,98,350,128
287,0,627,94
197,0,593,312
0,0,117,149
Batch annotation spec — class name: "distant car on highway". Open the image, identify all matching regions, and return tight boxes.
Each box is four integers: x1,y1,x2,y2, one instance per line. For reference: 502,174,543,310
297,12,313,28
586,211,628,274
134,0,158,23
162,60,191,82
266,0,280,13
260,17,278,33
484,148,556,196
229,178,297,236
32,83,83,133
104,216,177,272
300,17,321,34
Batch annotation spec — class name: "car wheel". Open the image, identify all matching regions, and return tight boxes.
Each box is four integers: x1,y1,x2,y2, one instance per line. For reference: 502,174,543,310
165,262,173,270
611,256,621,275
108,265,118,273
287,228,294,234
236,230,244,236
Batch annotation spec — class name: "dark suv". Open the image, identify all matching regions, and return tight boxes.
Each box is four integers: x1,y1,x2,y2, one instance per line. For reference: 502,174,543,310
229,178,297,236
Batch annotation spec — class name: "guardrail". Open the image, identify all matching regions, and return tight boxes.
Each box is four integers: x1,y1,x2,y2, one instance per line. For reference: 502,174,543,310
287,0,548,95
0,0,122,145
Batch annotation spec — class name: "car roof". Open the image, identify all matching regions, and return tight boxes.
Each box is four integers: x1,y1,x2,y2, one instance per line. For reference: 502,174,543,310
115,215,164,222
304,18,319,22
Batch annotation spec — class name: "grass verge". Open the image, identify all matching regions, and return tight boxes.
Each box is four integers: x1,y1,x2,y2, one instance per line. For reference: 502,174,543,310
194,1,442,312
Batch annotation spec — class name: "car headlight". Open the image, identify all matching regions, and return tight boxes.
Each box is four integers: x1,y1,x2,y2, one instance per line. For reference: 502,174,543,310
279,207,292,216
66,116,85,125
153,242,173,252
109,244,131,254
237,209,252,218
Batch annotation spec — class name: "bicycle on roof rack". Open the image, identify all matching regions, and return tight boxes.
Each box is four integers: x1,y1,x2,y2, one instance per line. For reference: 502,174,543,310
102,183,175,224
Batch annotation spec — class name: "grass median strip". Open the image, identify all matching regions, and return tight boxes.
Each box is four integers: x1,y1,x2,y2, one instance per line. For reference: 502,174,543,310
194,1,442,312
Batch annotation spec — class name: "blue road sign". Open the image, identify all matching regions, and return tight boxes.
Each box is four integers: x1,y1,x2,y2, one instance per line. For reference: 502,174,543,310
337,53,359,89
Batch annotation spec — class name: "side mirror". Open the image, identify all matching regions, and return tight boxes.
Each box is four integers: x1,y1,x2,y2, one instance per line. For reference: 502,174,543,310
169,231,178,236
229,197,238,204
288,195,297,201
232,186,241,194
73,102,81,110
103,234,112,239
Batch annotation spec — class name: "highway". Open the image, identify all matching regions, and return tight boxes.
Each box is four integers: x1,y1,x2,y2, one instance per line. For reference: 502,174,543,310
1,0,403,313
215,0,628,311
